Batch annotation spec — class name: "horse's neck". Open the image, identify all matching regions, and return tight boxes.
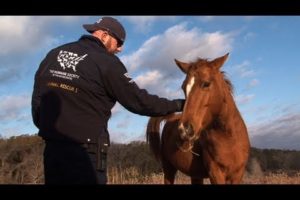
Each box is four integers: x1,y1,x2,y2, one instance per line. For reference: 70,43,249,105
214,76,242,129
218,92,244,131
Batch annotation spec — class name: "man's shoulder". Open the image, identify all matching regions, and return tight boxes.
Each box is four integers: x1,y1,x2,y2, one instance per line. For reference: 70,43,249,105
91,51,123,67
56,39,79,49
95,55,126,77
46,41,79,55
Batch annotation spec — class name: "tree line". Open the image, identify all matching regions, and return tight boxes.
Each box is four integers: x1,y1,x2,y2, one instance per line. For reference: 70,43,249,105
0,134,300,184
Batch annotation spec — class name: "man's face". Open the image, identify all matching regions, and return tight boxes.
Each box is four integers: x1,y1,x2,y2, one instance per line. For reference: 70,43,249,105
104,34,123,54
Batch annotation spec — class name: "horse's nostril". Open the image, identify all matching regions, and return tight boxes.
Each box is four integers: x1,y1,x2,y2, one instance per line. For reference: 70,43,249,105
179,123,194,140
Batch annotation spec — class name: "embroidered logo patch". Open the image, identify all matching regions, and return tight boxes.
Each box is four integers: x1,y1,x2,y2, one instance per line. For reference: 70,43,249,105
124,73,134,83
57,50,88,72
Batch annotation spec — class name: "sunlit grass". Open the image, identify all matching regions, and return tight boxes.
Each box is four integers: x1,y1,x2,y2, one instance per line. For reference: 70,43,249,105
108,167,300,184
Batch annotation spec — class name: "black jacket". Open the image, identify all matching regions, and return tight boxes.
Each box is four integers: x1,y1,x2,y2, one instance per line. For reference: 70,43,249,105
31,35,183,144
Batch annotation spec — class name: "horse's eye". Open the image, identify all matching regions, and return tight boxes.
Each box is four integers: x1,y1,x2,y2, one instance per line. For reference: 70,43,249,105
201,82,210,88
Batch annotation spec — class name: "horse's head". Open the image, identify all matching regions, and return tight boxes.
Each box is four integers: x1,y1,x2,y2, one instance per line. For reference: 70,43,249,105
175,53,230,143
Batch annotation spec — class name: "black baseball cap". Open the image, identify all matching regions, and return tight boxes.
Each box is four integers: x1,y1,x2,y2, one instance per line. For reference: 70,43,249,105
83,17,126,46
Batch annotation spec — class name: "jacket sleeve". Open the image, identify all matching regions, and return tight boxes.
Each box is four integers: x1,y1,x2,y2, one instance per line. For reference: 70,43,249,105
101,59,182,117
31,55,50,128
31,72,41,128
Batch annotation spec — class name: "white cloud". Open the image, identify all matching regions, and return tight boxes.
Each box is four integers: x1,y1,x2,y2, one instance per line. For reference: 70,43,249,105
0,67,20,83
235,94,255,105
248,79,259,88
243,32,256,42
109,129,143,144
0,16,84,56
231,60,255,78
122,23,233,73
134,70,163,89
0,93,31,121
120,23,234,98
116,116,131,129
134,69,183,98
0,16,34,55
121,24,233,83
195,16,260,24
249,112,300,150
197,16,217,22
122,16,177,32
0,16,89,84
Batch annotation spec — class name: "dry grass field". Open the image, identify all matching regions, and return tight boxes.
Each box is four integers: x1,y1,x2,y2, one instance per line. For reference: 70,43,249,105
107,167,300,184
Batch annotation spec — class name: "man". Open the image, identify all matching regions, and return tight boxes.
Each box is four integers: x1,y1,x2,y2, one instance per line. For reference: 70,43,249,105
31,16,185,184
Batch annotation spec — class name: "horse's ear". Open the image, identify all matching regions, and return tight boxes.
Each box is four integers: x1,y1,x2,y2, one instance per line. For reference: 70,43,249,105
175,59,190,74
211,53,229,70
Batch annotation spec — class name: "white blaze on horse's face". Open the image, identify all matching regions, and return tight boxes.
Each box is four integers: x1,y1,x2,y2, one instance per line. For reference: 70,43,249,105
186,76,195,98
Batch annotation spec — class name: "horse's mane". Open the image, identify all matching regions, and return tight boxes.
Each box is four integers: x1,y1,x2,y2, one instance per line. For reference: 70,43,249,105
222,72,234,94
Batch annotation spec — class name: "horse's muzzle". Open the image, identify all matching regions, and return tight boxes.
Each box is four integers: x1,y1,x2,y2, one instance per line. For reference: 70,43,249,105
178,123,195,141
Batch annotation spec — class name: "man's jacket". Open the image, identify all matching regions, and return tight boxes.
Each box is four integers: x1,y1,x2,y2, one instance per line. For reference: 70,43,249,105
31,35,181,144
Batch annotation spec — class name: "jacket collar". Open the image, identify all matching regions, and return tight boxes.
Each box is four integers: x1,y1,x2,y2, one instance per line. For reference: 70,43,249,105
79,35,107,51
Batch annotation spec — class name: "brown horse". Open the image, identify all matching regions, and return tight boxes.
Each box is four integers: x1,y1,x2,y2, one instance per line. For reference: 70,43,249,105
147,53,250,184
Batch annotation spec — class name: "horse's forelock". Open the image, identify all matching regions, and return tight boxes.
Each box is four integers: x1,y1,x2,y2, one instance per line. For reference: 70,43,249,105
195,58,209,66
188,58,233,94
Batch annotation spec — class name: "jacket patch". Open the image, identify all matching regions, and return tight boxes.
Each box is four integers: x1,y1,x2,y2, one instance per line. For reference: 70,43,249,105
57,50,88,72
124,73,134,83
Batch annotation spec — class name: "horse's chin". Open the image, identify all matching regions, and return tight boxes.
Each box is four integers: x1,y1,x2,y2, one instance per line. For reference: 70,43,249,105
177,134,200,153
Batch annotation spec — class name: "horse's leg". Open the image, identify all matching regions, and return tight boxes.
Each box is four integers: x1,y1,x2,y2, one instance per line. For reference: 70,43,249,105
162,160,177,184
191,177,204,184
208,163,226,184
227,168,245,184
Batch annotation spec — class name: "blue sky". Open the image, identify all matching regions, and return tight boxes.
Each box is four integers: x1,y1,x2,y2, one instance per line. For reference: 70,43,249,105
1,16,300,150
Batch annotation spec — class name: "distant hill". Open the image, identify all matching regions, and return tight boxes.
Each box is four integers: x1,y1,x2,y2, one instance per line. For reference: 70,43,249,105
251,132,300,151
